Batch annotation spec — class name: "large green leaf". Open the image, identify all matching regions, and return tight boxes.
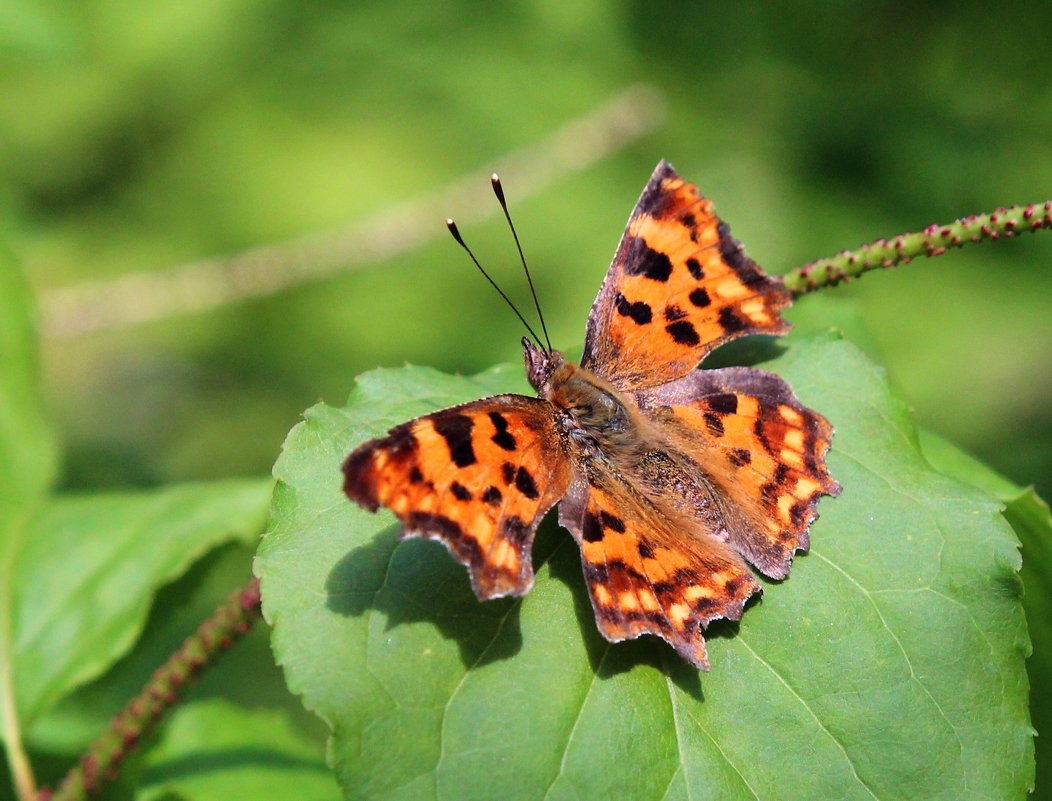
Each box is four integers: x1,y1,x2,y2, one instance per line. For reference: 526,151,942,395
5,478,272,728
136,699,337,801
918,429,1052,800
256,332,1033,800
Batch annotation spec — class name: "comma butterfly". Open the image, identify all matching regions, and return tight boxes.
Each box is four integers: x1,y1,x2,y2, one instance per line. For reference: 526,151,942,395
343,161,840,669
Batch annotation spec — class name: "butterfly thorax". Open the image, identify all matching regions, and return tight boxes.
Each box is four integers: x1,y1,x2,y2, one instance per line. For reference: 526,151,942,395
523,338,648,460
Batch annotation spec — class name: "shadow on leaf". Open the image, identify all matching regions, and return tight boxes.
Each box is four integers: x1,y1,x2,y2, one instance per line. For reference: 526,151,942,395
325,524,524,669
704,334,787,369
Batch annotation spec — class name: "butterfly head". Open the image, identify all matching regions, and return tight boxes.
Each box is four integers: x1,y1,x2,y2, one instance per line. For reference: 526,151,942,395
522,337,566,396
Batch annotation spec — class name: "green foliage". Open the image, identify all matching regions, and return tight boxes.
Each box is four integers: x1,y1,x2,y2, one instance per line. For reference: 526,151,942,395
2,8,1050,795
256,333,1034,800
0,251,313,799
137,700,337,801
3,2,1050,499
918,429,1052,799
0,248,56,506
6,478,272,729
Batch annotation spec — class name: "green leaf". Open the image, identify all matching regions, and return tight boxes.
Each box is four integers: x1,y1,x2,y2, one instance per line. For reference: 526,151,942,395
25,541,286,754
256,333,1033,801
0,245,57,506
6,478,272,728
918,428,1051,800
136,699,337,801
0,244,59,793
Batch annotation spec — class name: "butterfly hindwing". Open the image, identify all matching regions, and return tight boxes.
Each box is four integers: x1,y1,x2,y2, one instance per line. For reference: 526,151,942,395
582,160,791,390
559,468,761,670
638,366,841,579
343,395,571,599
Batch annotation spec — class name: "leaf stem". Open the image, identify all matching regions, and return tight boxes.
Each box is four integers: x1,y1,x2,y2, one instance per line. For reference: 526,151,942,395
1,514,37,801
45,578,263,801
782,201,1052,298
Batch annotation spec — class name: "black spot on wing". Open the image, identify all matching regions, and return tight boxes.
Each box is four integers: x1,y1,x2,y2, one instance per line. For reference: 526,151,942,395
482,486,503,505
704,412,725,437
754,418,774,455
450,481,472,501
582,512,603,543
718,307,748,334
501,462,516,485
638,540,655,559
728,447,752,467
708,393,738,414
774,463,791,485
432,414,476,467
666,320,701,346
623,236,673,282
500,515,530,546
686,258,704,280
605,559,649,585
790,501,810,528
599,511,626,533
690,595,722,619
723,576,744,595
615,293,653,325
651,568,703,598
514,467,539,500
688,288,710,307
488,411,517,451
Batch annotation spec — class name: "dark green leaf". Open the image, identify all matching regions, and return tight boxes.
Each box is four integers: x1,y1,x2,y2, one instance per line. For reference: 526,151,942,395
257,333,1032,800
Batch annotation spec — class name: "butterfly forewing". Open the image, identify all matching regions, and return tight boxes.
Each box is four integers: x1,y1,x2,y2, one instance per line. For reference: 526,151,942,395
582,160,791,389
343,395,571,599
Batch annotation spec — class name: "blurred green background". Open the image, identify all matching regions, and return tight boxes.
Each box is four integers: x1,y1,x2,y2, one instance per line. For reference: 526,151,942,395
2,3,1049,504
2,2,1050,797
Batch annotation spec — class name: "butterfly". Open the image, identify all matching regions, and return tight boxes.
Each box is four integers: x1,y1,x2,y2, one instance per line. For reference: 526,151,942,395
343,161,840,669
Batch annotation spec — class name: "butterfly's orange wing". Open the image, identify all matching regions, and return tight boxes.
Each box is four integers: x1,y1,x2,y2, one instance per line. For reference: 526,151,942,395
638,366,841,580
582,160,791,390
559,470,759,670
343,395,571,599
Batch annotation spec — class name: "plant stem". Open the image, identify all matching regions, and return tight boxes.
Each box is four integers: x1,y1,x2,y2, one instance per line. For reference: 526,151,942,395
45,578,263,801
782,201,1052,298
1,514,37,801
41,84,665,339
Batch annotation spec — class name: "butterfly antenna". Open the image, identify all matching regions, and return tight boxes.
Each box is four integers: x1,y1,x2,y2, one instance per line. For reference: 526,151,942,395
445,219,546,350
490,173,552,353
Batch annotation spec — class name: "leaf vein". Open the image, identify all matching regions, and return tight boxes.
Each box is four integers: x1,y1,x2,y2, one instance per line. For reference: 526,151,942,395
735,637,881,801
